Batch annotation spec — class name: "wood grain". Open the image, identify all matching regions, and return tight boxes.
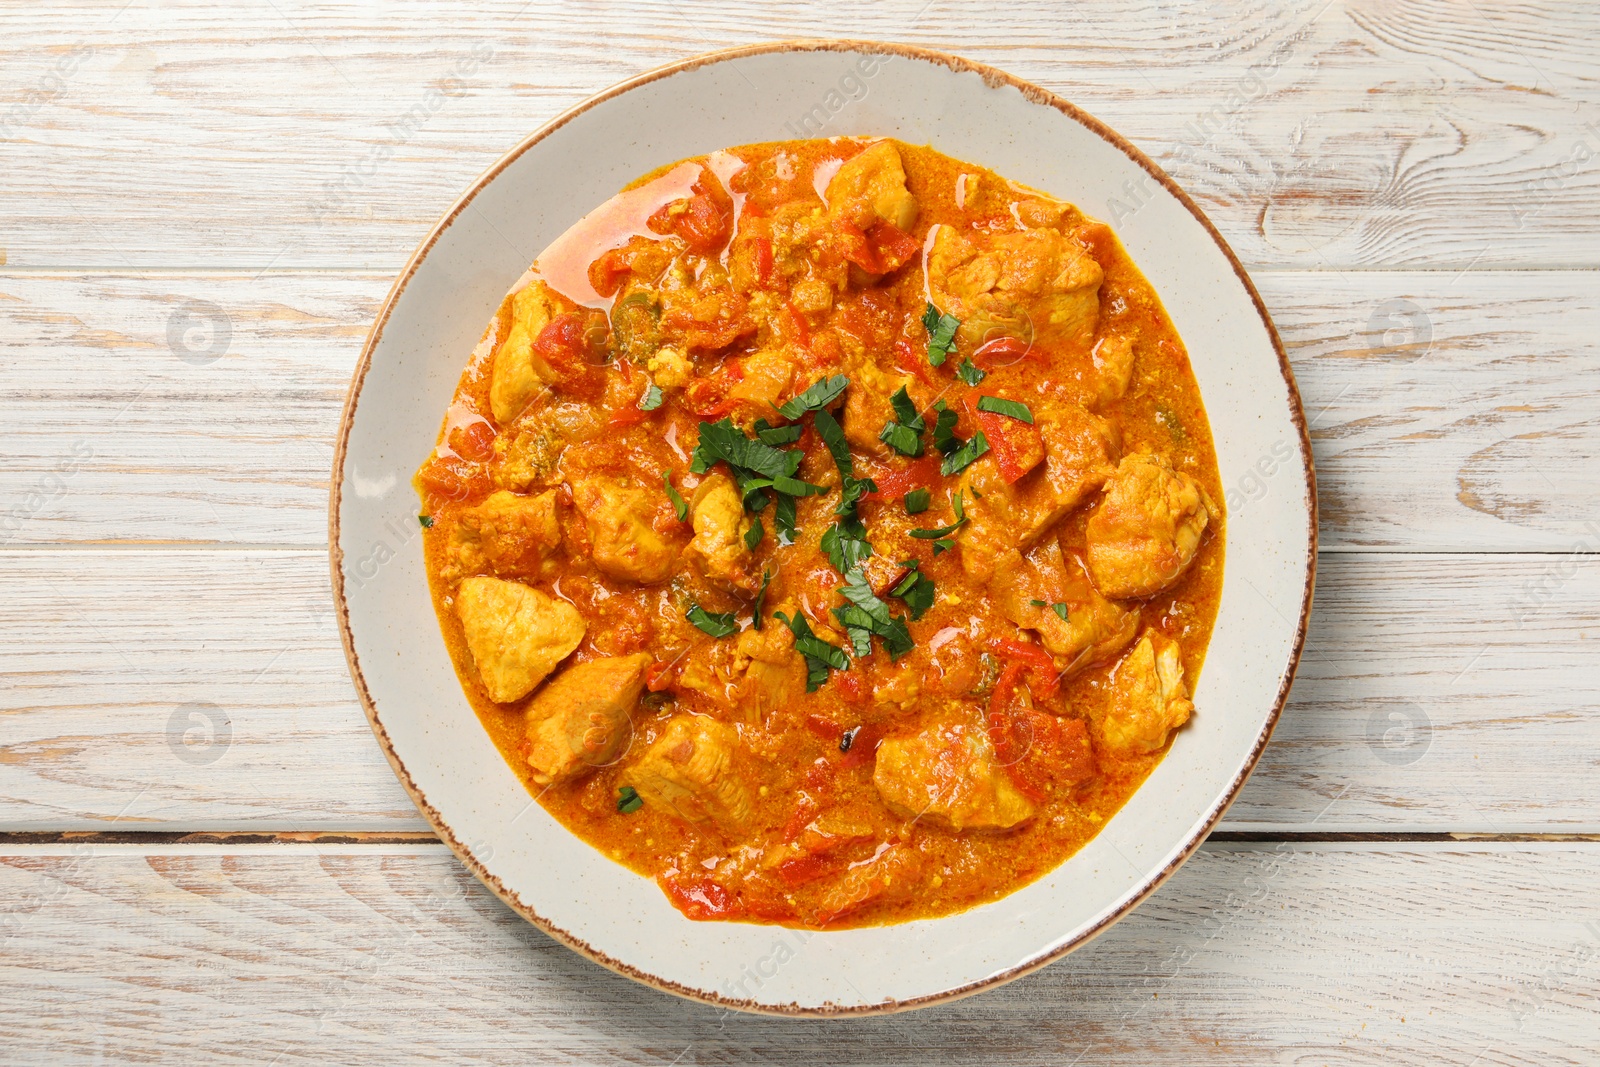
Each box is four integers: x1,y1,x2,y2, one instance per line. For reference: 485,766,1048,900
0,842,1596,1062
4,270,1596,550
1,1,1598,271
2,548,1595,832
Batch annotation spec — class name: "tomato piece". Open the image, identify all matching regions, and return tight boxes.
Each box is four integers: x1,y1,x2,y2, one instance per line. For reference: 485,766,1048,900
607,400,655,429
644,662,674,693
989,691,1098,804
781,759,837,842
658,875,743,921
837,722,885,771
972,335,1042,368
804,713,842,743
862,453,941,502
865,221,920,271
647,168,733,254
416,456,492,506
777,852,847,889
973,409,1043,485
448,418,497,462
784,300,812,347
752,236,774,286
587,246,632,299
531,313,607,401
989,636,1062,700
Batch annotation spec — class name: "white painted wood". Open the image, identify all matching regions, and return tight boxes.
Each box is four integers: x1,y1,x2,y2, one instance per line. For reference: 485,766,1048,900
4,270,1596,550
0,842,1596,1060
0,2,1597,270
2,549,1594,832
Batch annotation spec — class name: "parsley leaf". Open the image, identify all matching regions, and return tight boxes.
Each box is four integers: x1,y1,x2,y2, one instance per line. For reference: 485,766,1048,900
775,610,849,692
821,518,874,574
878,420,923,457
889,385,925,432
922,303,960,367
752,419,802,446
638,380,664,411
690,418,794,480
910,490,968,540
686,603,738,638
903,487,931,514
833,565,914,661
776,375,849,420
663,473,688,523
955,357,986,386
616,785,644,814
744,515,764,551
1053,602,1070,621
976,395,1034,424
813,408,878,564
773,493,797,545
752,569,773,630
889,561,935,621
940,429,989,476
1030,598,1047,608
417,514,434,528
931,400,961,455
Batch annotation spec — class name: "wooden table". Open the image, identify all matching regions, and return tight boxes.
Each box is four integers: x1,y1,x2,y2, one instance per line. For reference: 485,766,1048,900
4,2,1597,1061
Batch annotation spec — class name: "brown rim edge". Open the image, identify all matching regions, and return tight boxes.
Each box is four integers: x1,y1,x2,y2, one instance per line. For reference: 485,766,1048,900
329,38,1318,1019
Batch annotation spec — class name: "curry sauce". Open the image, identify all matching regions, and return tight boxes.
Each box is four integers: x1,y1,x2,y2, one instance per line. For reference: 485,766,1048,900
415,139,1223,928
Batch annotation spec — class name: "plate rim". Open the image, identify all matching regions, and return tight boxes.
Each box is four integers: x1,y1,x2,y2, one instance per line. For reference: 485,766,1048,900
328,37,1319,1017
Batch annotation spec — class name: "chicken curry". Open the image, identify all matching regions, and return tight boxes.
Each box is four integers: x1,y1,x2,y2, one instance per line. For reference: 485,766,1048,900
414,138,1223,928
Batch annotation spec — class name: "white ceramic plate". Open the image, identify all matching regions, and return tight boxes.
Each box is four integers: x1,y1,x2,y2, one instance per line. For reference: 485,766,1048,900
331,40,1316,1015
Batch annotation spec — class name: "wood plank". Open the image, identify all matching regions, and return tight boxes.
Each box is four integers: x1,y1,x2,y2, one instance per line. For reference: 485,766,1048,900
1,1,1598,270
1,549,1595,832
4,270,1596,550
0,842,1595,1061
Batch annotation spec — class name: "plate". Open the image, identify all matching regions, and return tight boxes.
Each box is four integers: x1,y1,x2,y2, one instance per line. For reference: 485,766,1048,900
331,40,1315,1015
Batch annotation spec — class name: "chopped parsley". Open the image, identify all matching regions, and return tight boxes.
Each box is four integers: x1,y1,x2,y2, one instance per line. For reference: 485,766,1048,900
910,490,968,544
833,565,914,661
663,472,688,522
813,409,878,573
931,400,961,455
889,561,935,621
775,610,849,692
776,375,849,420
903,487,931,514
976,395,1034,424
744,515,764,551
686,603,739,638
940,429,989,476
955,357,986,386
821,517,873,574
752,418,803,446
691,418,796,481
616,785,644,814
752,569,773,630
878,385,925,457
1030,597,1070,621
417,514,434,528
638,380,664,411
922,303,960,367
773,492,797,545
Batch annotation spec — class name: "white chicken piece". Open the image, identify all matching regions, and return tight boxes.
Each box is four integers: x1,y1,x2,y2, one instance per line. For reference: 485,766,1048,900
990,539,1138,677
825,140,918,232
628,715,753,830
489,279,565,425
840,353,927,455
1085,453,1216,599
522,653,652,786
1091,331,1137,406
445,489,561,581
454,576,586,703
958,404,1119,582
928,224,1103,350
735,625,805,721
568,473,682,584
683,470,757,593
873,715,1036,831
723,346,801,429
1100,630,1194,756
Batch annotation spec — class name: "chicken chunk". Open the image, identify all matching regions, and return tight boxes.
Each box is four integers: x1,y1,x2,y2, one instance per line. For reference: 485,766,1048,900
1091,331,1137,405
874,715,1037,831
489,280,565,425
454,576,586,703
826,140,918,232
735,624,805,720
646,345,692,389
568,473,683,584
841,354,926,455
1100,630,1194,756
445,490,561,581
990,538,1138,677
522,653,651,785
723,346,800,429
683,470,757,593
928,224,1103,350
628,715,753,830
1086,453,1215,599
958,404,1119,582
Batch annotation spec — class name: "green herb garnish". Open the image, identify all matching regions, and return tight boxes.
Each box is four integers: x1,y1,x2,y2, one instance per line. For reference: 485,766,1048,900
955,357,986,386
1053,602,1070,621
775,610,849,692
744,515,764,551
889,561,935,621
616,785,644,814
931,400,961,455
940,429,989,476
922,304,960,367
686,603,739,638
833,565,914,661
752,569,773,630
663,472,688,523
879,421,922,457
753,419,803,446
910,490,968,540
821,517,874,575
976,395,1033,424
776,375,849,420
418,514,434,528
903,487,931,514
638,380,664,411
774,493,797,545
